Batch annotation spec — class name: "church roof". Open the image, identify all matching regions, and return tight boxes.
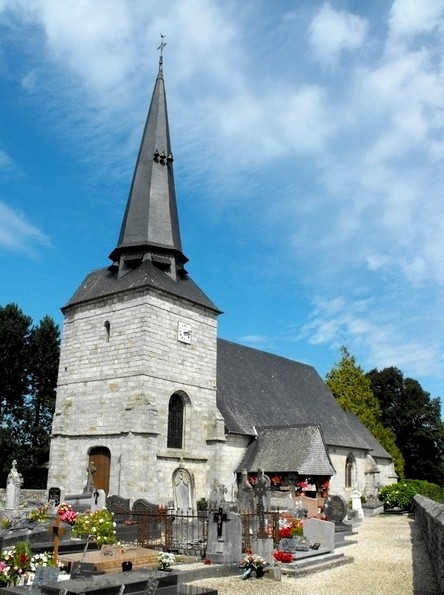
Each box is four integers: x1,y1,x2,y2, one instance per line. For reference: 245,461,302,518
216,338,378,451
63,258,219,313
64,49,219,315
109,53,185,271
343,412,392,460
236,425,336,476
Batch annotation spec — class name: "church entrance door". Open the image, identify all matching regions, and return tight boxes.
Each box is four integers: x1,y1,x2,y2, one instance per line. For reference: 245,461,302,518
89,447,111,494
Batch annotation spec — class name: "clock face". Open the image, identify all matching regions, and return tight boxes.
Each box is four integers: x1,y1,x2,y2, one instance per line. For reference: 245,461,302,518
178,322,192,344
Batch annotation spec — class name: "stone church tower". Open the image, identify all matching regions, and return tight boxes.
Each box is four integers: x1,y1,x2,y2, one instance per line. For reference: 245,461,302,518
47,53,225,508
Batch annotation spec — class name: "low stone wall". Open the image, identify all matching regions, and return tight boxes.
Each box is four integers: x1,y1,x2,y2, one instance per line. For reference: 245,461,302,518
0,489,47,509
414,494,444,593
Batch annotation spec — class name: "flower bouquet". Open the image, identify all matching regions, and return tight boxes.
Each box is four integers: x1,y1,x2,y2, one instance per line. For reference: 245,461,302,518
158,551,176,571
240,553,267,579
0,541,32,586
57,503,78,525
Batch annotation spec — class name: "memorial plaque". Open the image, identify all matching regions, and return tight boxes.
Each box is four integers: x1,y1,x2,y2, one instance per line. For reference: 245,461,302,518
48,486,62,507
70,561,95,579
324,494,347,523
143,576,159,595
33,566,60,587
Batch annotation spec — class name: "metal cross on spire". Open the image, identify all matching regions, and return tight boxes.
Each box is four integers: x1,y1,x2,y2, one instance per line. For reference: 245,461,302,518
157,34,167,70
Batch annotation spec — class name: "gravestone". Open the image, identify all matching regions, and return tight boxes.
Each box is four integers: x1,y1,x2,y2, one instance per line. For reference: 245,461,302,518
250,535,274,565
48,486,64,508
90,488,106,512
351,485,364,520
132,499,161,543
107,495,131,523
303,518,335,552
324,494,347,523
208,480,226,511
133,499,159,514
173,467,192,512
206,507,242,564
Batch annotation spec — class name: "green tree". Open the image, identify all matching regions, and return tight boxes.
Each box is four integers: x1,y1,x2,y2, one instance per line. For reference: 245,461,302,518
326,347,404,477
0,303,31,420
25,316,60,486
368,367,444,484
0,304,60,487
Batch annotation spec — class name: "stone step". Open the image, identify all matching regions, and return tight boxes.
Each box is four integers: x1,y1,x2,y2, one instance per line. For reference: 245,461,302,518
281,551,354,577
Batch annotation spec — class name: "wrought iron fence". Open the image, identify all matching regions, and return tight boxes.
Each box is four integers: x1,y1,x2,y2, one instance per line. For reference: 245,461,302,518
116,511,208,556
115,510,280,555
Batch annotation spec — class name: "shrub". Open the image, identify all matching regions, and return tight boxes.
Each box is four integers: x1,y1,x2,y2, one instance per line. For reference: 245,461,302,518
379,482,416,509
72,509,117,545
379,479,444,510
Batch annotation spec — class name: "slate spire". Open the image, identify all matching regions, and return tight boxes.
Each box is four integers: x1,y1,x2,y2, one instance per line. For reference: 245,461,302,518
109,44,187,280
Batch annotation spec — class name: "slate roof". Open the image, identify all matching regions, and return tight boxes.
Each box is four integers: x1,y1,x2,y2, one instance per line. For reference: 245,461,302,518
236,425,336,476
344,412,392,460
216,339,379,451
109,57,185,268
63,259,220,313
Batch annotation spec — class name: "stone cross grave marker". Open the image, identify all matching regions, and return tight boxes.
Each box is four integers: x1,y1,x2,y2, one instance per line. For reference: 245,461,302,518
252,470,270,537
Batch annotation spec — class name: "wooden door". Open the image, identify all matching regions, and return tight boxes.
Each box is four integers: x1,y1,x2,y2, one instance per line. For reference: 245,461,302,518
89,447,111,494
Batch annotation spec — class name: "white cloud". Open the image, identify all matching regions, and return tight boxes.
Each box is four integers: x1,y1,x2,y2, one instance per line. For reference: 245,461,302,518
389,0,444,40
0,201,49,255
308,3,368,68
302,294,443,379
0,148,14,171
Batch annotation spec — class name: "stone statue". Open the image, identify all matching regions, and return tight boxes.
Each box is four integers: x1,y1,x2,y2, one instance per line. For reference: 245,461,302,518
238,470,254,514
6,460,23,510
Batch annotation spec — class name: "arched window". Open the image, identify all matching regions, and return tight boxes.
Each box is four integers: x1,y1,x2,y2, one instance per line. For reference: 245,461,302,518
345,453,355,488
167,394,184,449
104,321,111,342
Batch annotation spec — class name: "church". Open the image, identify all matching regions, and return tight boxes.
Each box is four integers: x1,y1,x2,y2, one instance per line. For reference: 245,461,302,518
47,52,397,509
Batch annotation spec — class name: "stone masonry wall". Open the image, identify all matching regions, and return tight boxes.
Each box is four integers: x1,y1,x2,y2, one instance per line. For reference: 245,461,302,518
414,494,444,592
47,285,221,503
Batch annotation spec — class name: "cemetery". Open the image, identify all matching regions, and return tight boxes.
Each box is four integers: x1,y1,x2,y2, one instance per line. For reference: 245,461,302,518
0,461,368,594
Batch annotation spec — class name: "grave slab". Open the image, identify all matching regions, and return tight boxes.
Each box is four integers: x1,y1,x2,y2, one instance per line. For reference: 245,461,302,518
303,518,335,553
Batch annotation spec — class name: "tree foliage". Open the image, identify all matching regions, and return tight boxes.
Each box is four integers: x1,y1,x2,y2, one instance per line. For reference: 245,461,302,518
326,346,405,477
368,367,444,485
0,304,60,487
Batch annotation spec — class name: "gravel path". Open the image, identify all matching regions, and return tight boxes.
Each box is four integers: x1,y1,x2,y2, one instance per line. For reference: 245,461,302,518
187,514,440,594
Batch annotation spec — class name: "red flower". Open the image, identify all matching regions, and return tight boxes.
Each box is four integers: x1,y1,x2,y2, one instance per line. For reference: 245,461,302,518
278,526,292,539
274,551,293,563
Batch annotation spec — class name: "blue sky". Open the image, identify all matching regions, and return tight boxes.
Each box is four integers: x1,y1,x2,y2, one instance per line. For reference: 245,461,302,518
1,0,444,417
